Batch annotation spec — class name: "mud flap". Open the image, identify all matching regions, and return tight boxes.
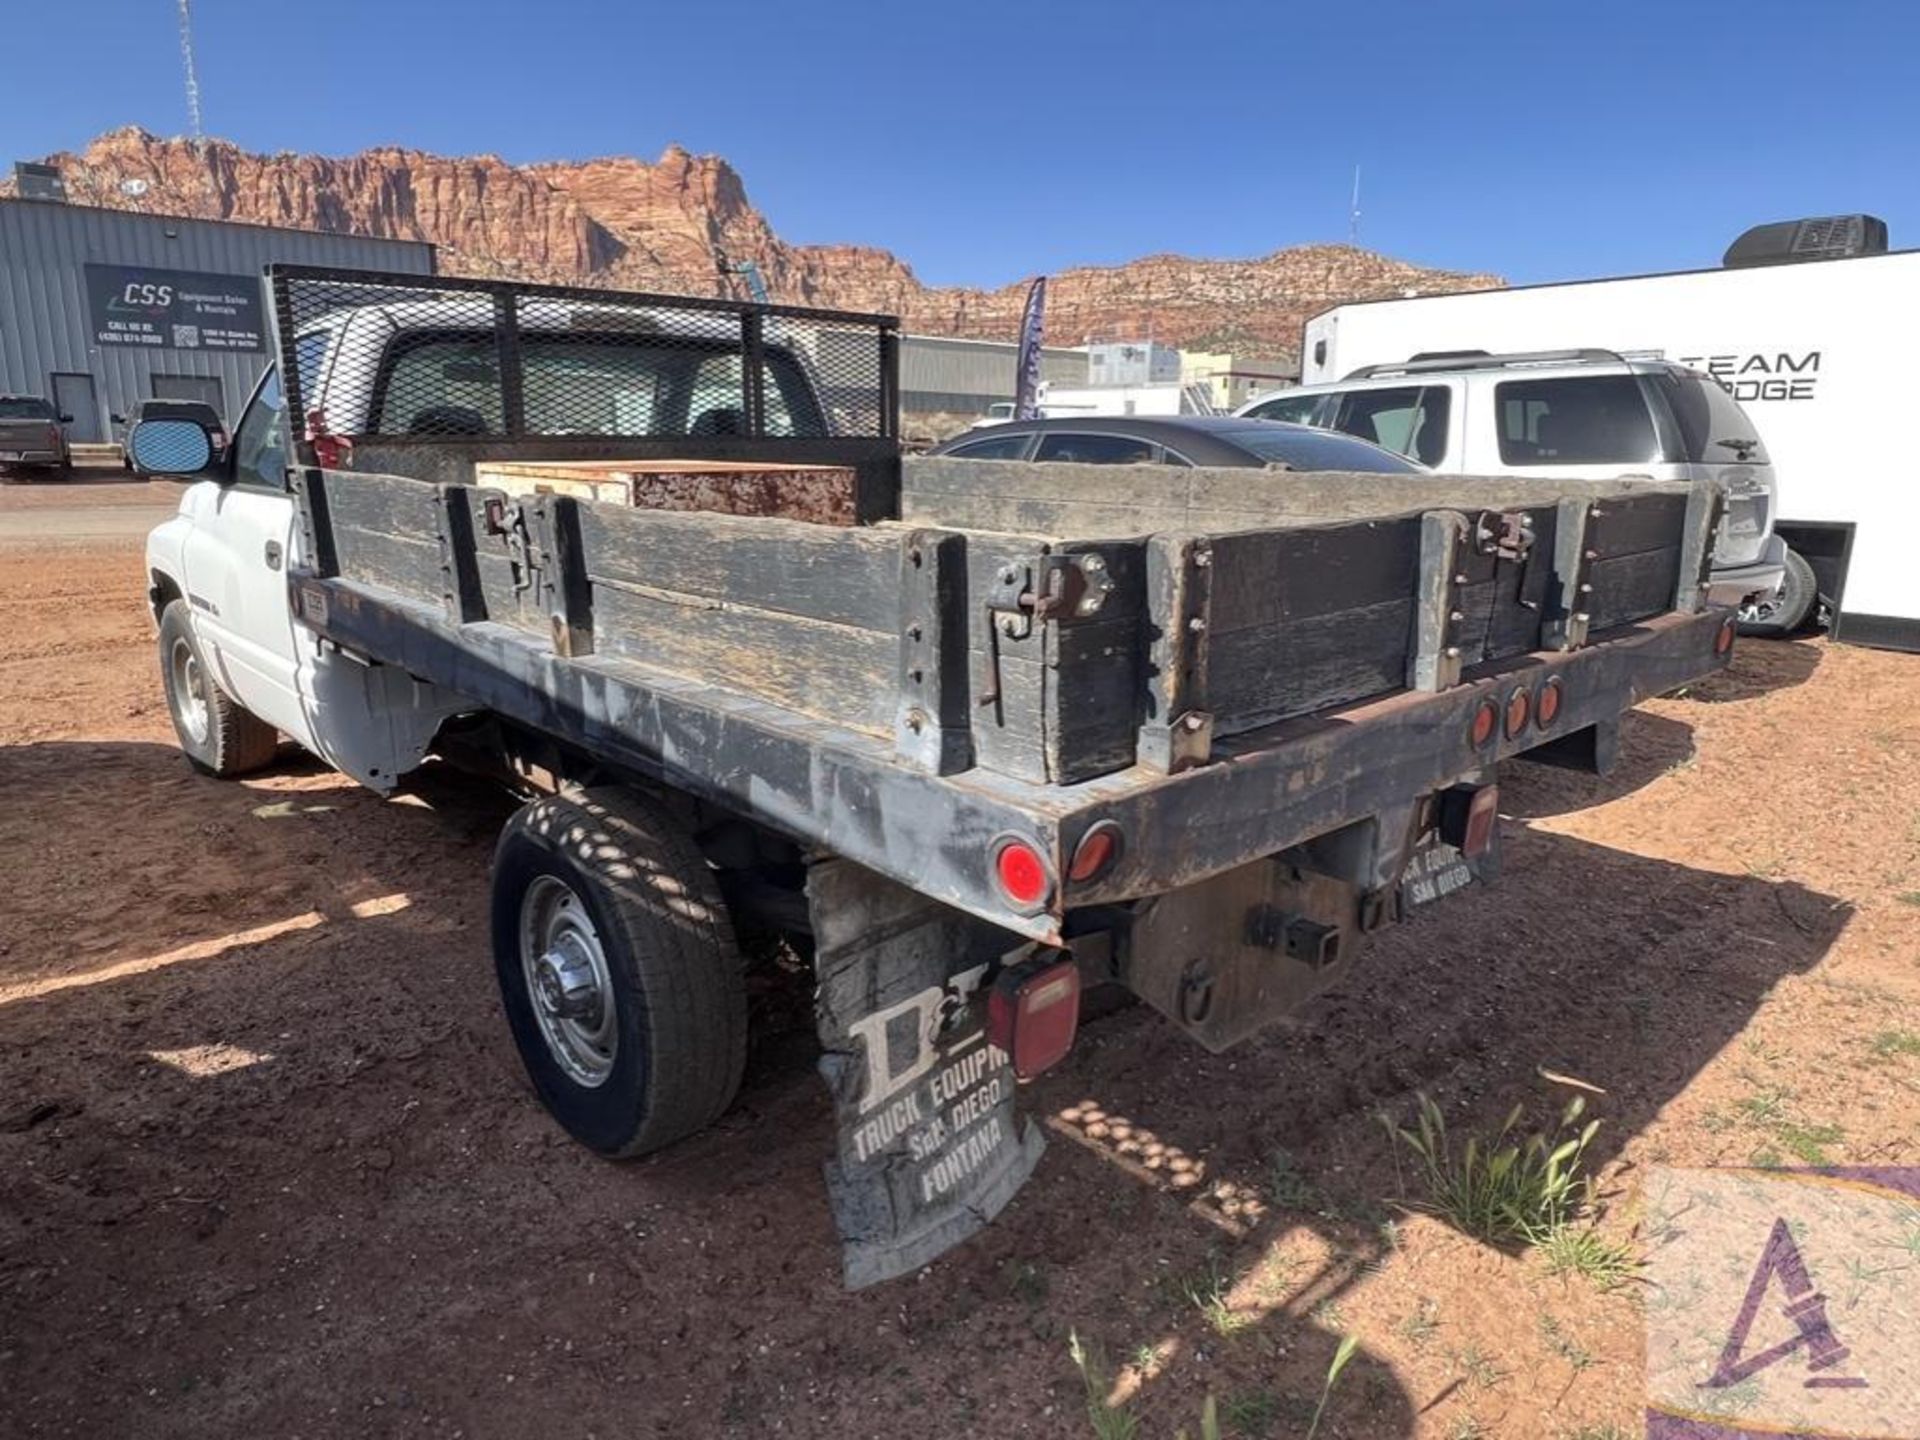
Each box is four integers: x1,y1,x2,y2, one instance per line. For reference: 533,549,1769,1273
809,859,1046,1290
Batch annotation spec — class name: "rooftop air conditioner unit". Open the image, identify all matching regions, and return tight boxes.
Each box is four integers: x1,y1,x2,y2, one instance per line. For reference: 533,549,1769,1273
13,162,67,203
1723,214,1888,269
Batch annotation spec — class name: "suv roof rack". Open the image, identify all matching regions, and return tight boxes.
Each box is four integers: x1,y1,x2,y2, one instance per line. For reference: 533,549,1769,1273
1343,347,1628,380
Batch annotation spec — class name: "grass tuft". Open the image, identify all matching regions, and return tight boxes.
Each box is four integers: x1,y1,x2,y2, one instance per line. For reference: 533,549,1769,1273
1068,1331,1139,1440
1542,1223,1641,1291
1180,1255,1256,1337
1381,1092,1599,1245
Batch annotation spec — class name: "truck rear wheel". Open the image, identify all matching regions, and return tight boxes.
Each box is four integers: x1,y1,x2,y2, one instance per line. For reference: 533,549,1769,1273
157,600,281,777
1737,547,1817,638
491,788,748,1158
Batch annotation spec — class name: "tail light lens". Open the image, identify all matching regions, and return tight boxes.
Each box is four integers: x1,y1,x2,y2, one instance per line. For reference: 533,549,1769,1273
992,837,1054,912
46,425,61,447
1535,676,1564,728
1437,783,1501,859
1470,697,1499,748
1715,616,1737,656
987,956,1081,1079
1066,821,1123,885
1503,686,1531,740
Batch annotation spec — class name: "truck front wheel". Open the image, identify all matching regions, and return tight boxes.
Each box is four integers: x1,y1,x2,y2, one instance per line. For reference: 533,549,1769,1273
157,600,281,777
490,788,748,1158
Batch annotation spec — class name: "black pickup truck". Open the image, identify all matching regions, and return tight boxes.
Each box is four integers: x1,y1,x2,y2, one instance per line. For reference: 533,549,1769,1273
133,266,1734,1286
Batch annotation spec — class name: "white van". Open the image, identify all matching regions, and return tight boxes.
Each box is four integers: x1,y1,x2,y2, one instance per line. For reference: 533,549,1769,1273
1237,350,1789,625
1286,216,1918,652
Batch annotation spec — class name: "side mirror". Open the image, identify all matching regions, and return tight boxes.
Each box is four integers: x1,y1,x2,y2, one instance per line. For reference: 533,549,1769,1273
110,413,126,425
128,418,215,477
58,413,75,424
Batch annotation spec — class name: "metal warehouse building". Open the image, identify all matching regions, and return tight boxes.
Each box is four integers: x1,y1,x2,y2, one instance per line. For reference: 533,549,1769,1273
899,334,1088,418
0,194,434,443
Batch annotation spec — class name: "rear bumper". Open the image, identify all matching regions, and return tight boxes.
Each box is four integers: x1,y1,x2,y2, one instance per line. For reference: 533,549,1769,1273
1707,534,1788,607
0,448,64,465
1062,607,1736,913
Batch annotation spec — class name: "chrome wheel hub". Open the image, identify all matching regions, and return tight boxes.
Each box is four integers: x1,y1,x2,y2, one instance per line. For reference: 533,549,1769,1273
169,637,209,745
519,876,617,1087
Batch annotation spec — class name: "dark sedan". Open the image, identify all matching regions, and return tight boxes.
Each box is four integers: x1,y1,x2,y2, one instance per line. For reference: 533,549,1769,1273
929,414,1425,472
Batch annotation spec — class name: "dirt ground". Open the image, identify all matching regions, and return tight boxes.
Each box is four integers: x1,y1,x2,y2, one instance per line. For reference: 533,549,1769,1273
1,479,1916,1439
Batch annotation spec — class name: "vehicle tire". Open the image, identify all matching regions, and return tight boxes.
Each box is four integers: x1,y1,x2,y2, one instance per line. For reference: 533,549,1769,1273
157,600,281,776
1737,547,1817,638
491,787,749,1158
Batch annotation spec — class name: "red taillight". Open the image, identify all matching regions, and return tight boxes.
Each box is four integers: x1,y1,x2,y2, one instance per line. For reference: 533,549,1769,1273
1714,616,1737,656
992,837,1053,911
1470,697,1499,748
46,425,61,447
1535,676,1564,728
1503,686,1531,740
1066,822,1122,885
1437,783,1501,859
986,956,1081,1079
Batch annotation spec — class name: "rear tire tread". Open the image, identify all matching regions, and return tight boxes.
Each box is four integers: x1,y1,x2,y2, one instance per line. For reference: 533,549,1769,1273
493,788,748,1158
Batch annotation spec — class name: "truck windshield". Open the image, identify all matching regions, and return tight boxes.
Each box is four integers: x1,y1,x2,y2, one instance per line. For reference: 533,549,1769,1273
371,332,827,438
1653,371,1769,464
0,398,54,419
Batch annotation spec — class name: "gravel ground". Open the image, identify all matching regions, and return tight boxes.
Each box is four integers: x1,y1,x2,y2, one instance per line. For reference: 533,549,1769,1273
1,480,1916,1439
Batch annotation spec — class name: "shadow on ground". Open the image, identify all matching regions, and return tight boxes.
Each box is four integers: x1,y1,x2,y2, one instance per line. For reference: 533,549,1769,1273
0,734,1850,1438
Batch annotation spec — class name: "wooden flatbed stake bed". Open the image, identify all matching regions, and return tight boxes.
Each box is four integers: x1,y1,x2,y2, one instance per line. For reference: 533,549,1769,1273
138,266,1737,1285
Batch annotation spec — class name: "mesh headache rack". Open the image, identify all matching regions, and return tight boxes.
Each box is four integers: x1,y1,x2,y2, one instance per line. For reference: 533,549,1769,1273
268,264,901,461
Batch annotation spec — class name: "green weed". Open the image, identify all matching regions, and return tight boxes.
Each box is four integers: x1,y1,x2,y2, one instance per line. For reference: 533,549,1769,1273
1542,1224,1641,1291
1067,1331,1138,1440
1381,1092,1599,1245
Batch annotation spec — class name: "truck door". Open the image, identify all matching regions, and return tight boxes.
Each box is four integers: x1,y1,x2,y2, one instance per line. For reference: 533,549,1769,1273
179,366,318,751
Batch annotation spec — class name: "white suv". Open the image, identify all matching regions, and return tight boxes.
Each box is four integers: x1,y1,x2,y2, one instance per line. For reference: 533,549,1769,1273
1237,350,1793,622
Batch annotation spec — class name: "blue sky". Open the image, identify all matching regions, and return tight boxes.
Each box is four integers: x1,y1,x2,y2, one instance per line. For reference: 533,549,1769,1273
8,0,1916,289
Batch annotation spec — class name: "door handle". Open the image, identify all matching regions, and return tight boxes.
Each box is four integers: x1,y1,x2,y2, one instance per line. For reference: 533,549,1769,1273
264,540,283,570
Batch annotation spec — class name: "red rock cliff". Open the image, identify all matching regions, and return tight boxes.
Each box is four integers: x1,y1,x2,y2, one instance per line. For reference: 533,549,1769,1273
13,127,1501,358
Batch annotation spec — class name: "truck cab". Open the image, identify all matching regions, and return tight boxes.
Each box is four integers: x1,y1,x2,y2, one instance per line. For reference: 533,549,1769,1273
1238,350,1789,616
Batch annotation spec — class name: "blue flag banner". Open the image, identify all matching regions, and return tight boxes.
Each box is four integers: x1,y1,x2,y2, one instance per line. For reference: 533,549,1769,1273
1013,277,1047,420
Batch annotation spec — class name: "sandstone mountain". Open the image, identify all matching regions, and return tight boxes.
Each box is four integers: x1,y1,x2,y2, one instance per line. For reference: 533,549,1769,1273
12,127,1502,358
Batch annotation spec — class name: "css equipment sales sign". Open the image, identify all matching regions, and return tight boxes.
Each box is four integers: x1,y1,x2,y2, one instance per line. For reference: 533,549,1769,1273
84,264,266,352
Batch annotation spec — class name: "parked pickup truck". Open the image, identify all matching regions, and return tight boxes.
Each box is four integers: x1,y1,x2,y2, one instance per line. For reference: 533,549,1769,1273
135,266,1737,1287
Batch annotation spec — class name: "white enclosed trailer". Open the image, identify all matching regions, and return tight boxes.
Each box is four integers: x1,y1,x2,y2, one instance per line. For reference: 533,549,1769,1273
1301,219,1918,651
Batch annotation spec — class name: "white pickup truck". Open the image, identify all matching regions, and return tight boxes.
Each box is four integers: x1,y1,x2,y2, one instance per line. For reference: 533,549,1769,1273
135,265,1738,1286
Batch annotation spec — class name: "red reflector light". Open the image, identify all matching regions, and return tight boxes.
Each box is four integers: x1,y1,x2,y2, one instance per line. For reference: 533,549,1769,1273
1535,676,1564,728
1714,616,1737,656
1470,698,1499,748
1066,821,1123,884
992,837,1053,911
1503,686,1531,740
987,957,1082,1079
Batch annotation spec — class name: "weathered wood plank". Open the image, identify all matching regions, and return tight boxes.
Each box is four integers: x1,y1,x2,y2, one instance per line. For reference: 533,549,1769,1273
1587,492,1690,559
577,504,905,631
901,456,1690,538
323,470,443,542
1206,517,1424,634
592,584,898,737
334,528,444,606
1207,598,1415,736
1587,547,1681,631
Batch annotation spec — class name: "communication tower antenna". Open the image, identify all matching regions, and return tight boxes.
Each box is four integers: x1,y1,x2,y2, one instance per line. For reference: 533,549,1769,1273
178,0,204,146
1348,165,1361,246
